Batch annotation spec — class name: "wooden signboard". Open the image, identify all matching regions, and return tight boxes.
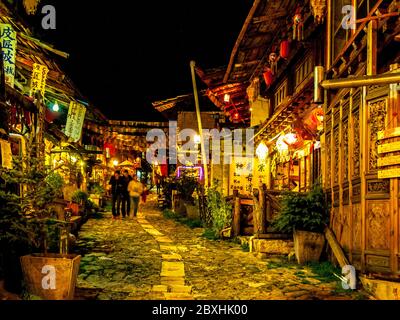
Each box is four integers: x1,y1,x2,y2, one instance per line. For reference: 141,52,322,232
378,168,400,179
378,155,400,167
378,141,400,154
378,127,400,140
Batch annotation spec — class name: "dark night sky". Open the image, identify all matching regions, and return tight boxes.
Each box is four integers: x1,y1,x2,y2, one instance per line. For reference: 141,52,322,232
24,0,253,121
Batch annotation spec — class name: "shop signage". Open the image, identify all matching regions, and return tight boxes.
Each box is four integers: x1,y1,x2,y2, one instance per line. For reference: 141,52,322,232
377,141,400,154
65,101,86,143
378,168,400,179
0,139,13,169
0,24,17,88
378,155,400,167
377,127,400,141
29,63,49,98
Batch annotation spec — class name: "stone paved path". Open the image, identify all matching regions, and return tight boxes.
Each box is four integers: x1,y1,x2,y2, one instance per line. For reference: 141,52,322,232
74,195,369,300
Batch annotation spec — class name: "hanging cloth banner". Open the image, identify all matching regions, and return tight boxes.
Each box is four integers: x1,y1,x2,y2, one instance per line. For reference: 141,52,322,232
29,63,49,98
64,101,86,143
0,24,17,88
0,139,13,169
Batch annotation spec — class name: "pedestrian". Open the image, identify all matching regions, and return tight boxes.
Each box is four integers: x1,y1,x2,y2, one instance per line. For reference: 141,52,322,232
141,182,148,203
128,175,143,218
108,170,124,220
155,174,161,195
121,169,132,218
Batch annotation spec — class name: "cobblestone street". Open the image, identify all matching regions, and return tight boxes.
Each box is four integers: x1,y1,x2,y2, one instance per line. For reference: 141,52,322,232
74,195,369,300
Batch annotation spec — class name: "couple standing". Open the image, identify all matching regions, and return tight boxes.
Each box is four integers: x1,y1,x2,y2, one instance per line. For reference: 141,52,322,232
109,170,143,219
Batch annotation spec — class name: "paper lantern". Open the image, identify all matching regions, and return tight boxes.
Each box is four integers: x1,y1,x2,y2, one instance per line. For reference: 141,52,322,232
256,142,269,161
263,68,274,86
280,40,290,59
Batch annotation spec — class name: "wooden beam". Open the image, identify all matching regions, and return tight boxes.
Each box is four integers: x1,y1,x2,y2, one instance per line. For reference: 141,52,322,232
252,10,287,24
223,0,261,84
19,33,69,58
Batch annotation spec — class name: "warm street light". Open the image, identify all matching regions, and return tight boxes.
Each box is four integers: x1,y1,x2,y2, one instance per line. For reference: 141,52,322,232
194,134,201,145
52,101,59,112
256,142,269,161
113,160,119,166
224,94,230,102
71,156,77,164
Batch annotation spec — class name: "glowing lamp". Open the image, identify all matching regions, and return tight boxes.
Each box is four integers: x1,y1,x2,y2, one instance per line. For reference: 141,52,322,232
71,156,78,164
256,142,269,161
194,134,201,145
52,102,59,112
283,133,298,146
280,40,290,59
276,135,289,153
113,160,119,166
224,94,230,103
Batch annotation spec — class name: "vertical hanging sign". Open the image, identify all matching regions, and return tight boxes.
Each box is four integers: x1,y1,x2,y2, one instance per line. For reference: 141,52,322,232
65,101,86,143
30,63,49,97
0,24,17,88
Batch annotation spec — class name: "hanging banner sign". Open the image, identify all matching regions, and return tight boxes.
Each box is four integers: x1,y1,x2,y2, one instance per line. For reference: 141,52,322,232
30,63,49,98
0,139,13,169
229,156,253,196
378,127,400,141
0,24,17,88
65,101,86,143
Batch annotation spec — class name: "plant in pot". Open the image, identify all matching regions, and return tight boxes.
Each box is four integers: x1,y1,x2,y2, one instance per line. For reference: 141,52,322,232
0,139,81,300
175,174,199,218
272,185,329,264
89,183,104,207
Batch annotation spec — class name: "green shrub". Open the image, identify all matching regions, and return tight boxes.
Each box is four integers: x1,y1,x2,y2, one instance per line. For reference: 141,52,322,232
272,185,328,234
206,182,232,238
72,190,89,205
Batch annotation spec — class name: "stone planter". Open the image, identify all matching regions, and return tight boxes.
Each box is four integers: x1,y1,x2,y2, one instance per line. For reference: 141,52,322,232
293,230,325,264
360,276,400,300
20,254,81,300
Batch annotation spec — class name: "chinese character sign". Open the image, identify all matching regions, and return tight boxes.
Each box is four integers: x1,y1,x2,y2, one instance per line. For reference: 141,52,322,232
65,101,86,143
30,63,49,98
0,24,17,88
229,156,253,195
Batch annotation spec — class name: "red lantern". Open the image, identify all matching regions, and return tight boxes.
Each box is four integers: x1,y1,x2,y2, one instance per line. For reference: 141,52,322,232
280,40,290,59
45,108,58,123
263,68,274,86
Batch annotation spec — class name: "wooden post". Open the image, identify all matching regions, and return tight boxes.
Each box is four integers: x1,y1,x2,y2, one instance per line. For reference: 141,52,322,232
232,196,241,237
325,226,350,268
252,189,261,235
259,184,267,234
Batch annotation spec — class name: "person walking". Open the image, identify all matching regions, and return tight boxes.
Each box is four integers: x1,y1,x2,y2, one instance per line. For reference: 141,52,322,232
109,170,124,220
128,175,143,218
121,169,132,218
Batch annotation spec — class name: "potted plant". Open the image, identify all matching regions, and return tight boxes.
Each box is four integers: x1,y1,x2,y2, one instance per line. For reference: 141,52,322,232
0,138,81,300
89,183,104,207
272,185,328,264
176,174,199,218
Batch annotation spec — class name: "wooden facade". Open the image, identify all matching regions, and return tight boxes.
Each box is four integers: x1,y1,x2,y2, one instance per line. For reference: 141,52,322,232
323,0,400,277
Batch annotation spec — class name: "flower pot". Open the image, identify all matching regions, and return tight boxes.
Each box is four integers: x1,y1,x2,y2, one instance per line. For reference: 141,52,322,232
293,230,325,264
20,254,81,300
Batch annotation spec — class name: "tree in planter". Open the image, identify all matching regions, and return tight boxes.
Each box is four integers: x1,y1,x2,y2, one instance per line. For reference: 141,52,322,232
272,185,329,264
206,181,232,239
0,140,61,293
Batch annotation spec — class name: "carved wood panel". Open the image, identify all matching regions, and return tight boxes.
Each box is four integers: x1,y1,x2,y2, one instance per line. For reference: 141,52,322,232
366,201,390,251
352,109,360,178
341,206,351,252
352,203,362,251
368,99,387,172
343,119,349,182
326,133,331,188
333,128,340,185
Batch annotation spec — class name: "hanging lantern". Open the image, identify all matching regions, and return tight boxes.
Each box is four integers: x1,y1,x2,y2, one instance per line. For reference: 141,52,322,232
276,135,289,154
224,94,230,103
280,40,290,59
263,68,274,87
283,133,299,146
310,0,327,25
23,0,41,15
293,9,304,41
256,142,269,161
